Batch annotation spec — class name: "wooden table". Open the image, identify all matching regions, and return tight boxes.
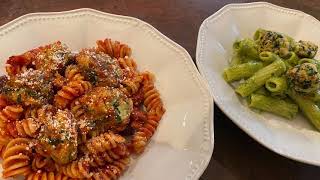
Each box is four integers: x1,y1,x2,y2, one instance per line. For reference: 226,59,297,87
1,0,320,179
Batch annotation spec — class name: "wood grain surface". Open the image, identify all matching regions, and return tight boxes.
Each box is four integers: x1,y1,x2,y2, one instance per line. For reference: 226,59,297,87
1,0,320,179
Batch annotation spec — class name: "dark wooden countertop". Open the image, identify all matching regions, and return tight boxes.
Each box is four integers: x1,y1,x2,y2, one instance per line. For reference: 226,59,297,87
1,0,320,179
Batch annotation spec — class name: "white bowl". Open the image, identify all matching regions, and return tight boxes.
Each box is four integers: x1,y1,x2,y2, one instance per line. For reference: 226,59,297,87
196,2,320,166
0,9,214,180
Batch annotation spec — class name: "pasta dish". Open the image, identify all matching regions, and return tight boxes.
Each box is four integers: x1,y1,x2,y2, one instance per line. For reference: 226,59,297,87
224,29,320,129
0,39,165,179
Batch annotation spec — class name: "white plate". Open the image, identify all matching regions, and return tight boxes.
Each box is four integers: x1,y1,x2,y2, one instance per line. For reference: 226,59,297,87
0,9,214,180
196,2,320,166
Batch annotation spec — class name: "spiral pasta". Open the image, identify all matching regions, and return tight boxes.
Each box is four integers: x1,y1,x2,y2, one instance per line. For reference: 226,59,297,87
26,171,69,180
88,143,129,167
2,138,32,178
0,105,24,129
85,132,126,154
5,50,36,76
15,118,41,137
31,155,55,171
0,133,12,146
142,82,165,114
54,80,92,108
122,75,143,96
91,157,130,180
70,100,85,119
55,160,92,178
96,38,132,58
118,57,138,77
0,144,6,158
0,95,8,110
65,65,84,81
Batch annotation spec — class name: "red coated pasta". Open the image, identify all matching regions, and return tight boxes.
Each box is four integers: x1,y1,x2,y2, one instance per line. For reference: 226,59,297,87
55,160,92,178
85,132,126,154
26,171,70,180
91,157,130,180
65,65,84,81
87,143,129,167
0,105,24,130
15,118,41,137
31,154,55,171
96,38,132,58
54,80,92,108
2,138,32,178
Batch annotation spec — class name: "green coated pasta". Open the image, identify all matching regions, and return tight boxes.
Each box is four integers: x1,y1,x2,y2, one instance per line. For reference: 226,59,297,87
235,60,286,97
224,28,320,129
311,91,320,102
230,54,243,66
223,62,264,82
285,52,299,67
288,90,320,130
254,87,270,96
259,51,280,63
249,94,298,119
265,76,288,94
234,39,259,60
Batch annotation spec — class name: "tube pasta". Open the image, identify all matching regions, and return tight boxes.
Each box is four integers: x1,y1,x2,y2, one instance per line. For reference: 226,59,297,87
259,51,280,63
223,62,263,82
288,90,320,130
265,76,288,94
236,59,286,97
249,94,298,119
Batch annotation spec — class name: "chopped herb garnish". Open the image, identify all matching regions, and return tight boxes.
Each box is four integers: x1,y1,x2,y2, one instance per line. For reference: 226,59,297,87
85,69,98,85
48,138,63,146
16,94,22,103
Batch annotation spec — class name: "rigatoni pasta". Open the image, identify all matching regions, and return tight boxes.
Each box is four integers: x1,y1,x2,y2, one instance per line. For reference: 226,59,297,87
0,39,165,179
224,28,320,129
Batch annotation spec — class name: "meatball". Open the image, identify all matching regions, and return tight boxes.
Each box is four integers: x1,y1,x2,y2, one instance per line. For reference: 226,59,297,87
36,107,78,165
76,49,124,87
75,87,133,133
294,40,318,58
255,29,294,58
2,69,54,105
287,63,320,93
34,41,72,74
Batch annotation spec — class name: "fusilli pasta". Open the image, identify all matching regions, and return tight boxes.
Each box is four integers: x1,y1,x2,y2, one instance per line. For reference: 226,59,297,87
55,159,92,178
2,138,32,178
31,154,55,171
15,118,41,137
91,157,130,180
0,105,24,129
96,38,132,58
54,80,91,108
26,171,69,180
85,132,126,154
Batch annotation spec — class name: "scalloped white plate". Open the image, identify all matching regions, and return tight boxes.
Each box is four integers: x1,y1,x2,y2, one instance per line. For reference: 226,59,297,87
0,9,214,180
196,2,320,166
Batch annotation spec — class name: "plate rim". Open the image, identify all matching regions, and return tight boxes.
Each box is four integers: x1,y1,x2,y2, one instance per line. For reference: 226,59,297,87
0,8,215,179
196,1,320,166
